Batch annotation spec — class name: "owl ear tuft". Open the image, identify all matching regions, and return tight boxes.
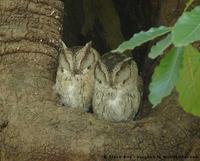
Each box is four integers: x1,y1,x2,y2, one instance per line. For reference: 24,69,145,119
85,41,92,47
82,41,92,52
61,40,71,54
60,40,68,49
124,57,132,61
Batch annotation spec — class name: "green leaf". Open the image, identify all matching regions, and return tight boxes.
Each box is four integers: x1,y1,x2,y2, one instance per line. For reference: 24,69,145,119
172,6,200,46
149,34,172,59
176,45,200,116
112,26,172,53
149,47,183,107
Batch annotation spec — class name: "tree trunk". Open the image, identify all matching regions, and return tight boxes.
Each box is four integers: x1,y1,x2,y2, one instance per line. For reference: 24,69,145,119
0,0,200,161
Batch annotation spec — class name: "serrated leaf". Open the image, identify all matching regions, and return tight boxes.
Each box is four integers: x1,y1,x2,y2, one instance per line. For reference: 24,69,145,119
176,45,200,116
112,26,172,53
172,6,200,46
149,34,172,59
149,47,183,107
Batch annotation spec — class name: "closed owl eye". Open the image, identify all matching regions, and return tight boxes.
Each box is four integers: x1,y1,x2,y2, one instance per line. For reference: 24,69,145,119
87,65,91,70
115,65,131,84
95,75,103,84
95,63,107,84
122,80,126,84
80,56,94,71
59,53,71,71
97,79,102,84
75,42,96,72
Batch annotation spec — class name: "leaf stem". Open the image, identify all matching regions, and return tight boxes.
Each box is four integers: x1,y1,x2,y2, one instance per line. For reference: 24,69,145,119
184,0,194,11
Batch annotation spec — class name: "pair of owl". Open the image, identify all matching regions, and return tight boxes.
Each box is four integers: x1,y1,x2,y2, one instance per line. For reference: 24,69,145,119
54,41,142,122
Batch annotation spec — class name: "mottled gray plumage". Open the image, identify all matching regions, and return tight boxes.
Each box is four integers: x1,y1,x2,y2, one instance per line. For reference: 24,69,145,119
54,41,100,111
92,52,142,122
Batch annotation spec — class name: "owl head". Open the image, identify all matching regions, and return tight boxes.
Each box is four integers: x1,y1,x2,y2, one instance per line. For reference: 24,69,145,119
58,41,100,77
94,52,138,88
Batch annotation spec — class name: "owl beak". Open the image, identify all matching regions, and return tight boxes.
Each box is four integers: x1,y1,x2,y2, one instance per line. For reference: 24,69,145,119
110,81,116,89
74,69,81,75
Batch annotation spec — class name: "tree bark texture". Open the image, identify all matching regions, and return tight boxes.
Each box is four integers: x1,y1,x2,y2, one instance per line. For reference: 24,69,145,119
0,0,200,161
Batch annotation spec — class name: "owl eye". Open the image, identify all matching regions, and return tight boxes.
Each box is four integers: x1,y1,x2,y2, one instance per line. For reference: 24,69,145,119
98,79,102,84
75,43,95,72
94,63,107,84
115,65,131,84
95,74,103,84
80,57,94,71
59,54,71,71
87,65,91,70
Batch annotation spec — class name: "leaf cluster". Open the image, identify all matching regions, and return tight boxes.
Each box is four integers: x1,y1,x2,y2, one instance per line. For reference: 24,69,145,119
113,6,200,116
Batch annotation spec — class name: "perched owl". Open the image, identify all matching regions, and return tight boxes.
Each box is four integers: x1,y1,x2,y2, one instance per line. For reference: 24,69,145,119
92,52,142,122
54,41,100,112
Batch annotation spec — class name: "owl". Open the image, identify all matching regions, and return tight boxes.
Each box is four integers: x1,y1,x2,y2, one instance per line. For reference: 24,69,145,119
92,52,142,122
54,41,100,112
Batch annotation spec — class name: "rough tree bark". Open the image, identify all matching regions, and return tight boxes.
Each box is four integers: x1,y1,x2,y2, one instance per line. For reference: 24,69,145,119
0,0,200,161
